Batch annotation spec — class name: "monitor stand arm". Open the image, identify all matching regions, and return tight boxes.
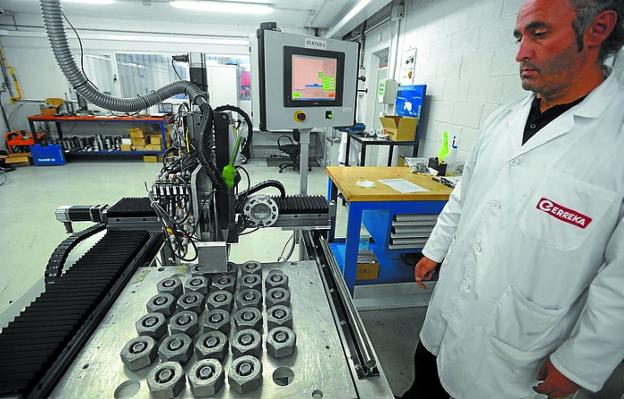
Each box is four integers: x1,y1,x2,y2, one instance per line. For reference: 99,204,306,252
299,128,312,195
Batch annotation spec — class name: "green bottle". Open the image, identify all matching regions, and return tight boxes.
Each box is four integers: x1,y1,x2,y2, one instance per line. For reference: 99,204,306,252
437,131,449,162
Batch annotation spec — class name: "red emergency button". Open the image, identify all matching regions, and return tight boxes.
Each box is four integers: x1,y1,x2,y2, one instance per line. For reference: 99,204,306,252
294,111,306,122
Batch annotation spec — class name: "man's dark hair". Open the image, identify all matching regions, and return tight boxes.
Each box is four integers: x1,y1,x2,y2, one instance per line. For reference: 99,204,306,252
570,0,624,62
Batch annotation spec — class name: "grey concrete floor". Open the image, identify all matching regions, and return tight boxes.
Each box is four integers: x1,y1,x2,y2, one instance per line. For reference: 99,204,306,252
1,159,622,398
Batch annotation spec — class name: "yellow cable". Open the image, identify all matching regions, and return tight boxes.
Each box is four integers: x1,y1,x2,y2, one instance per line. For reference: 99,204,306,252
185,127,190,152
0,46,22,102
9,67,23,102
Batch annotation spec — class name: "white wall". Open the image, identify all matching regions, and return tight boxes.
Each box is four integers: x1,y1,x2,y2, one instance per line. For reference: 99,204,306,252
357,0,624,165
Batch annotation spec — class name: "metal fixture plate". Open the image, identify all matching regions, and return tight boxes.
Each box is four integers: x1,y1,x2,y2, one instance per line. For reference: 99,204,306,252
50,261,362,398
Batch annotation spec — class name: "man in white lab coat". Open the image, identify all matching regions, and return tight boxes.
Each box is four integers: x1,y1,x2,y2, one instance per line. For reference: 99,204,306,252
400,0,624,398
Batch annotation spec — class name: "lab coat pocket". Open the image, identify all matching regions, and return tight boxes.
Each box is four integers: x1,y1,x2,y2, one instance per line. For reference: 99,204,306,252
489,286,568,353
518,173,618,251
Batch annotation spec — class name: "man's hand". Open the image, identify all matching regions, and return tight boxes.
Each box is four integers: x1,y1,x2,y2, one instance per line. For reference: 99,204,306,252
414,256,438,289
533,357,581,398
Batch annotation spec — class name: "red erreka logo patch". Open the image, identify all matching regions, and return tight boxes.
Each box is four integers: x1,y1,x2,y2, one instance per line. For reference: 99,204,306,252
536,198,592,229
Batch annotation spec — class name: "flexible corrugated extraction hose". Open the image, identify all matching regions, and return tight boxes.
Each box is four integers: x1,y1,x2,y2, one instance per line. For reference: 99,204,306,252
39,0,206,111
39,0,224,188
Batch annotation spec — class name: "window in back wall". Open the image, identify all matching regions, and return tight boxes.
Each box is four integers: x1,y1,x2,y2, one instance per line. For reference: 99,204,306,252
116,53,189,101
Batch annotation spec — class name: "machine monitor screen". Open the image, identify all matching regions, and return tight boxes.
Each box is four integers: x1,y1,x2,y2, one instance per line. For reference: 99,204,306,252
291,54,337,101
284,46,345,107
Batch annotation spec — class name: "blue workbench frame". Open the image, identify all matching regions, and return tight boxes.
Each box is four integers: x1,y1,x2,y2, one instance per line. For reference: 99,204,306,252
327,176,447,294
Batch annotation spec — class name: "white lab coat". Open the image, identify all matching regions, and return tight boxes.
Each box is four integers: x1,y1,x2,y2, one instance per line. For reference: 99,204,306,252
420,72,624,399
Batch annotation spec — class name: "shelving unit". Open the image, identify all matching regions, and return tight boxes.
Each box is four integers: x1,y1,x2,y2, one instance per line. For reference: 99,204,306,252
26,115,172,158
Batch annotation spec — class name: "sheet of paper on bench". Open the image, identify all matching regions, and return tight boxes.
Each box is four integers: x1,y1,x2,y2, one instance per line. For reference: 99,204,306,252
378,178,430,193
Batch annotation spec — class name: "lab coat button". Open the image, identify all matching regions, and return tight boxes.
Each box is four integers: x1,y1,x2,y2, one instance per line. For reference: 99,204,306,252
491,200,501,209
510,158,519,166
473,244,481,253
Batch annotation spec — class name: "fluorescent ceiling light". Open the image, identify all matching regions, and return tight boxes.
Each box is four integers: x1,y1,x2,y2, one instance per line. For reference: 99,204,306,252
170,1,273,14
105,34,249,45
325,0,372,38
62,0,116,4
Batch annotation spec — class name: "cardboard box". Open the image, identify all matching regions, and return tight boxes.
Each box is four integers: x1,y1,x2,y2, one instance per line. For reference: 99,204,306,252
145,144,162,151
150,134,162,145
133,145,145,151
5,153,30,165
121,138,132,145
129,127,147,138
379,116,418,141
120,144,132,151
143,155,162,163
131,136,149,147
356,252,380,281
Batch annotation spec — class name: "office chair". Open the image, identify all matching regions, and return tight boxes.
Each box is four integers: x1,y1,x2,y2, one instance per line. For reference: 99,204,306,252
277,129,311,173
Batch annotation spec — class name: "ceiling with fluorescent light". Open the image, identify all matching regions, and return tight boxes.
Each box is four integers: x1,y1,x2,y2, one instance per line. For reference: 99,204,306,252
0,0,380,36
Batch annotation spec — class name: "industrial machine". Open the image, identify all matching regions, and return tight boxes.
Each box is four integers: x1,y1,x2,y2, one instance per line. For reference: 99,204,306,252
251,22,359,194
0,1,392,398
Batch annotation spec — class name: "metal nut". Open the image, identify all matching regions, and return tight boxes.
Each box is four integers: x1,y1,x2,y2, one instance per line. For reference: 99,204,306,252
267,305,293,329
202,309,231,335
266,326,296,359
239,274,262,291
184,275,209,295
240,261,262,276
206,290,234,312
157,276,183,297
146,293,176,317
195,330,229,361
233,307,263,332
265,270,289,290
147,361,186,399
228,355,262,394
189,359,224,397
235,289,262,310
266,287,291,308
231,328,262,358
120,336,157,371
159,333,193,363
169,311,199,336
176,292,205,313
210,274,236,293
136,312,167,339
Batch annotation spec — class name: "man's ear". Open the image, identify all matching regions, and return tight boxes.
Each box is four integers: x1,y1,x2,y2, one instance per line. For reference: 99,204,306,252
585,9,618,49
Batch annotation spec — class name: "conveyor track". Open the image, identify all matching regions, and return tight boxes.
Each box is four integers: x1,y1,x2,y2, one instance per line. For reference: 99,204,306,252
271,195,329,214
0,229,153,398
107,197,156,217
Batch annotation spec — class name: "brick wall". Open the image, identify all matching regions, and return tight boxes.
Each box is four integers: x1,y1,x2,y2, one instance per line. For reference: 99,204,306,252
398,0,525,162
388,0,624,162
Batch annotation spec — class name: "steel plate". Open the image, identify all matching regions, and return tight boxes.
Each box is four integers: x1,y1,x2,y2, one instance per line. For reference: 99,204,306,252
50,261,360,399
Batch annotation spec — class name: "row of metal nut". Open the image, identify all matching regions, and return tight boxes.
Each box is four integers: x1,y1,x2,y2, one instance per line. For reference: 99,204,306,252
142,355,263,398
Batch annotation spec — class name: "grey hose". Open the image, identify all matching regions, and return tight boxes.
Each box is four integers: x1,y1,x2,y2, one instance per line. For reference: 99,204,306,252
39,0,224,188
39,0,206,112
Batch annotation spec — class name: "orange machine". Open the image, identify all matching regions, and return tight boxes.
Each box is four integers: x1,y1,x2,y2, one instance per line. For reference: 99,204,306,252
4,130,46,154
